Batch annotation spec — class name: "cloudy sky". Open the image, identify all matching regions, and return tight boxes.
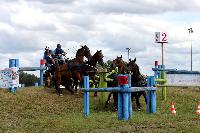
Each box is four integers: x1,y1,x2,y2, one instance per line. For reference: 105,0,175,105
1,0,200,76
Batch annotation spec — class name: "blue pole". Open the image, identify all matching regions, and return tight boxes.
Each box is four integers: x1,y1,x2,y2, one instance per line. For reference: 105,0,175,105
118,92,123,120
150,76,156,113
154,62,158,78
84,76,90,116
40,70,44,86
117,74,123,120
9,59,19,68
147,76,156,113
127,74,132,118
128,74,131,88
151,89,156,113
123,92,129,120
146,76,151,113
8,59,19,92
128,92,132,118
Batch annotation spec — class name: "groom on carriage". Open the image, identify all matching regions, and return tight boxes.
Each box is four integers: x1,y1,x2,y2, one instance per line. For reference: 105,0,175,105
43,46,55,68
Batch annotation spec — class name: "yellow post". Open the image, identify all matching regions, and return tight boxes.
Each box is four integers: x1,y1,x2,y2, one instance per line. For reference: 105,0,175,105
98,68,108,108
161,43,167,100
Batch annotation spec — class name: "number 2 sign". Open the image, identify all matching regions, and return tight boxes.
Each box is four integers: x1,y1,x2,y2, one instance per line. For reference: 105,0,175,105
155,32,168,43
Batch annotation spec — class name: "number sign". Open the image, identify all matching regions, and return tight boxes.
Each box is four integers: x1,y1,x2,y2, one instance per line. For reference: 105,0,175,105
155,32,168,43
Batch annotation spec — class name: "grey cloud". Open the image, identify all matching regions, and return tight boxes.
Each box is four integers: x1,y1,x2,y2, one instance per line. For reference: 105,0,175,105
0,32,40,53
28,0,75,4
75,0,200,14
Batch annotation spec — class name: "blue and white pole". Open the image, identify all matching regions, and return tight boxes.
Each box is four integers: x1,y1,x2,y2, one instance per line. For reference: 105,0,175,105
8,59,19,92
40,59,46,86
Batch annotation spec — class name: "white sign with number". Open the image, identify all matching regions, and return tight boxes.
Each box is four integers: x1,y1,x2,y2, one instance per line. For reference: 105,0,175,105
155,32,168,43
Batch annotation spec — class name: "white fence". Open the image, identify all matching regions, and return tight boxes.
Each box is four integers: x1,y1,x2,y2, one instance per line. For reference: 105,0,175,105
166,71,200,86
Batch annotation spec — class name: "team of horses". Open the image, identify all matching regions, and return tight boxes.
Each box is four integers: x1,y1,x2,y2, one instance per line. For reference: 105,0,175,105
44,45,147,111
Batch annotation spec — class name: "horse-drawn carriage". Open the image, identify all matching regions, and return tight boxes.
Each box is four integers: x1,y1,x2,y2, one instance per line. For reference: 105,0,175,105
43,45,104,95
43,45,147,111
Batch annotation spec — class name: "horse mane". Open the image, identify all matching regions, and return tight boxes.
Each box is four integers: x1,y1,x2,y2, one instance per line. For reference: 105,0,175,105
76,48,83,57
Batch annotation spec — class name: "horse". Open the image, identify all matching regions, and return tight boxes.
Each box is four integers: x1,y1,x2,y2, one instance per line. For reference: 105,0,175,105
85,50,104,83
126,58,147,111
105,56,147,111
105,55,124,111
68,45,92,93
44,69,52,88
53,45,92,96
82,50,104,96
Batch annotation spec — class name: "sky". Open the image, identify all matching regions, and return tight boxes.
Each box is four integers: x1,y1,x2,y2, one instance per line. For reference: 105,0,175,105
1,0,200,76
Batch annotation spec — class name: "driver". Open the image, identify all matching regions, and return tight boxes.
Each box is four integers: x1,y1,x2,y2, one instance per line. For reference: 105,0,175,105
53,44,66,55
52,44,67,66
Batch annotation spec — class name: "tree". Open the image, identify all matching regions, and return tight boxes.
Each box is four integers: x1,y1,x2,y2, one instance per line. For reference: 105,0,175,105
19,72,39,87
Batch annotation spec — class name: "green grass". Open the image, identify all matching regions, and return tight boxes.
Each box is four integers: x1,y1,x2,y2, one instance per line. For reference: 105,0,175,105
0,87,199,132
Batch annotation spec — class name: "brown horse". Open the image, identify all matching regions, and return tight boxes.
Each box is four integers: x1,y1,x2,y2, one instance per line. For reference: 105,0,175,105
82,50,104,86
53,45,92,96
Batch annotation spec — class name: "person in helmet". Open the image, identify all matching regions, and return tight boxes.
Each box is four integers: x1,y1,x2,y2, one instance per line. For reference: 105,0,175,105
43,46,54,68
52,44,66,66
53,44,66,55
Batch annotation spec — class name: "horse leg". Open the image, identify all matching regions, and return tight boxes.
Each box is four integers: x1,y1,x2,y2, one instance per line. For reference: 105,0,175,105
143,91,147,104
74,71,83,95
46,76,51,88
55,81,62,96
55,73,62,96
65,79,74,94
89,74,97,97
73,79,79,95
105,92,113,108
135,92,143,111
113,92,118,111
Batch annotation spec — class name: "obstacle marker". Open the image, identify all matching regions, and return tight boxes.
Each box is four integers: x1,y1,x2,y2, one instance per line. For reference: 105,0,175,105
195,102,200,115
170,102,176,116
82,75,157,121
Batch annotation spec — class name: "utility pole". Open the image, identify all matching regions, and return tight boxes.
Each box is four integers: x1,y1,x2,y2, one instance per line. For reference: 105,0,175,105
126,48,131,61
188,28,193,71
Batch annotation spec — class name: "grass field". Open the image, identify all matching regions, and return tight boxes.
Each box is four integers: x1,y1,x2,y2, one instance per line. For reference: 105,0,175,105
0,86,199,132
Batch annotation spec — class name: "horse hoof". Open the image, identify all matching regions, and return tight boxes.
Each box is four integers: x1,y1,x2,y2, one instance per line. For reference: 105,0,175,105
59,94,63,97
137,107,141,111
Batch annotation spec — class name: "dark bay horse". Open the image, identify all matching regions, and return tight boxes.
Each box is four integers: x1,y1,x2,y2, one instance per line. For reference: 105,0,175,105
105,55,124,110
127,58,147,111
54,45,92,96
105,56,147,111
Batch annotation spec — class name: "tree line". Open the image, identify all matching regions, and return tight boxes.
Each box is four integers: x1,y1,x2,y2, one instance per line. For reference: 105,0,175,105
19,72,39,87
